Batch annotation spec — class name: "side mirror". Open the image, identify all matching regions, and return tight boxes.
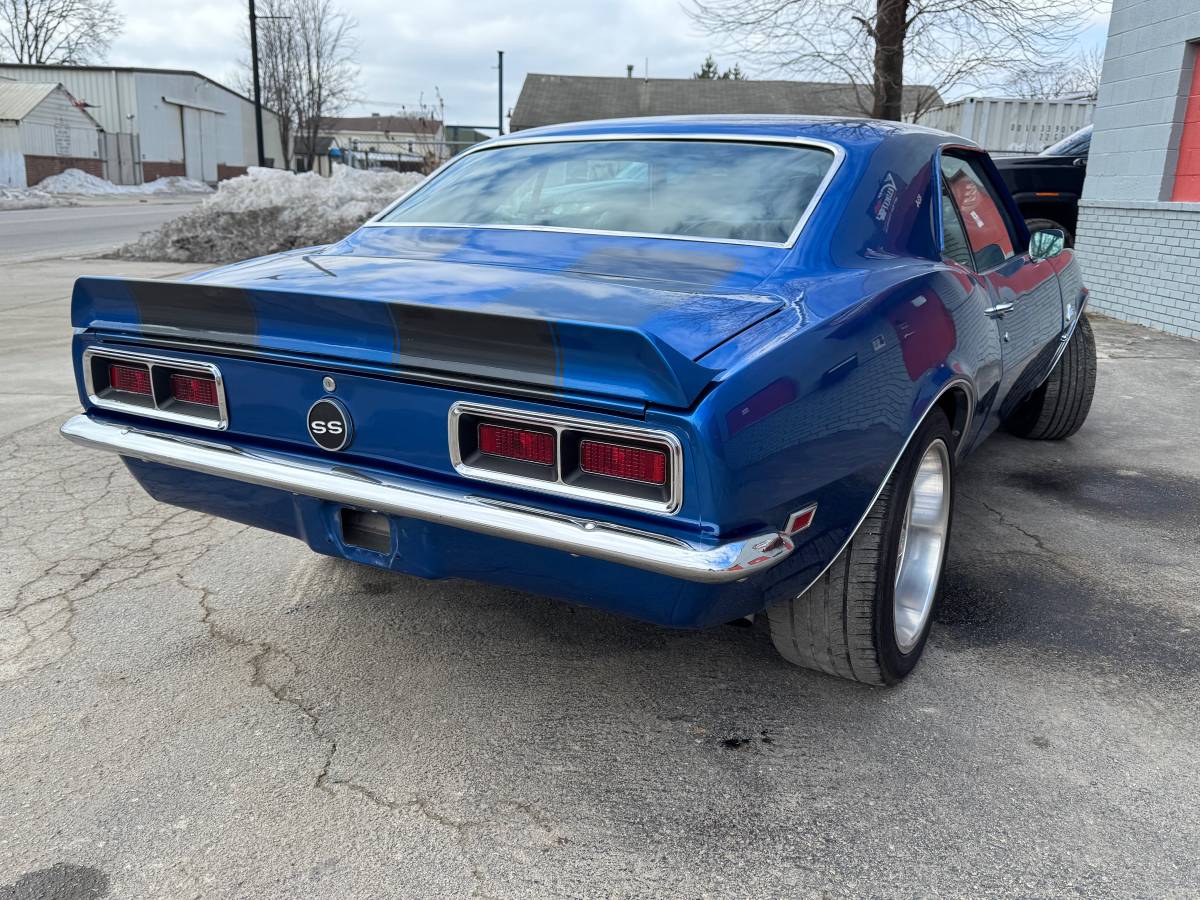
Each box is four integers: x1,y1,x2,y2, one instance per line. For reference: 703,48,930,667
1029,228,1066,262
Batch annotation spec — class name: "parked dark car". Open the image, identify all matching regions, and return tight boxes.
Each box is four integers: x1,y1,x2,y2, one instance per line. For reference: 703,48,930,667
993,124,1092,245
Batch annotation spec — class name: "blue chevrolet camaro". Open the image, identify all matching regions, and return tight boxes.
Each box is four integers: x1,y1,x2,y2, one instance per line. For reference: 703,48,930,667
62,116,1096,684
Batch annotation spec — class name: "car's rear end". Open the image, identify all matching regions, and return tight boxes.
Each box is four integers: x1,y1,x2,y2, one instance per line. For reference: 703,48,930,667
63,237,824,627
61,122,865,628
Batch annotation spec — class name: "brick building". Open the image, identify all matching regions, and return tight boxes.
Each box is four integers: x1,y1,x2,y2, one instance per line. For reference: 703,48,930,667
1075,0,1200,338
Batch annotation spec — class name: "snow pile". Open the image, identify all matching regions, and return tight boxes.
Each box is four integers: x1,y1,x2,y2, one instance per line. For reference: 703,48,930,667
38,168,213,195
118,165,425,263
0,186,74,211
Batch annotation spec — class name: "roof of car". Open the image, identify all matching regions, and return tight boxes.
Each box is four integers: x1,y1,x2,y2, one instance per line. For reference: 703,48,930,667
496,114,964,151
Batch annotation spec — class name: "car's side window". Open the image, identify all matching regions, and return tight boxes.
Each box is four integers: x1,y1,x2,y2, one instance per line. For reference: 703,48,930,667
940,152,1018,270
940,184,974,269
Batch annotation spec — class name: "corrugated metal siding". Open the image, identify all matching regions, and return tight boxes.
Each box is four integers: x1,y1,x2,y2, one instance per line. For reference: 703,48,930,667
0,82,57,120
18,87,100,158
0,67,137,134
908,97,1095,155
135,71,281,169
0,123,25,187
0,66,284,172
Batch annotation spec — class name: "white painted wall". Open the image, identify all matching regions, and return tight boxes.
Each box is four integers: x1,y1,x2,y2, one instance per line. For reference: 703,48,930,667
0,66,138,135
135,71,282,170
18,88,100,159
1074,0,1200,339
1083,0,1200,203
0,124,25,187
0,67,284,172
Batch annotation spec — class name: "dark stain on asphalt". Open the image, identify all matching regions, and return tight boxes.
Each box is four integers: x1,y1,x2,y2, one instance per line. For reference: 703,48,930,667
1002,464,1200,527
936,560,1197,679
0,864,109,900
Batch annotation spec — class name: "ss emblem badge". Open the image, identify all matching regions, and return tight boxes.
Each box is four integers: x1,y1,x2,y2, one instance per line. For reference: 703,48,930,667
307,397,353,451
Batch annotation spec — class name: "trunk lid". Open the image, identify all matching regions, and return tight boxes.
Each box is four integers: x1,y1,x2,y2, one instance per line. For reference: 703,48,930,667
71,251,784,409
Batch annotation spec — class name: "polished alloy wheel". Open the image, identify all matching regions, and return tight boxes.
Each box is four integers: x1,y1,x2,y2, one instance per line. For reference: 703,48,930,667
893,439,951,653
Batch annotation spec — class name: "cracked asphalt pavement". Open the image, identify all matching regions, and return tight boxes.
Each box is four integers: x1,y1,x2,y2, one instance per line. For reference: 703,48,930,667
1,257,1198,898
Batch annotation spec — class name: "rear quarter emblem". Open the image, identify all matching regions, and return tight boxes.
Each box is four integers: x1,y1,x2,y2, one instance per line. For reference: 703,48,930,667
307,397,353,451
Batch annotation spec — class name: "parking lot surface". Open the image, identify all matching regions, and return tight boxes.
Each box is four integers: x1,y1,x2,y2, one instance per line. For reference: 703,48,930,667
1,257,1198,899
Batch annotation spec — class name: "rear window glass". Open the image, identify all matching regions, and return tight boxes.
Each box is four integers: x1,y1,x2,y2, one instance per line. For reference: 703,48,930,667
379,139,836,244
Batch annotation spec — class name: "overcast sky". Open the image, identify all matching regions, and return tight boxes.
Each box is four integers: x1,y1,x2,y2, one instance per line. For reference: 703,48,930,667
107,0,1111,129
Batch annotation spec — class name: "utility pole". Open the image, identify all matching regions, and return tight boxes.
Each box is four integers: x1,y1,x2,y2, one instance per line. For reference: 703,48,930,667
497,50,504,135
249,0,266,167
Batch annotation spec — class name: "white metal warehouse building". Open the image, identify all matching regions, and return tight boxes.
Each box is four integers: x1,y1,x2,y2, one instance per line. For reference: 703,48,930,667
0,81,103,188
0,65,283,185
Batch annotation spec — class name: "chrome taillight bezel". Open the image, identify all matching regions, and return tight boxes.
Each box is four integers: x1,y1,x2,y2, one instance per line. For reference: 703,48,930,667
82,347,229,430
448,401,683,515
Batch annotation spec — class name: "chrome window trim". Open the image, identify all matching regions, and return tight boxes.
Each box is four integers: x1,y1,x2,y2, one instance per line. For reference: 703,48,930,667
82,347,229,431
448,401,684,516
364,133,847,250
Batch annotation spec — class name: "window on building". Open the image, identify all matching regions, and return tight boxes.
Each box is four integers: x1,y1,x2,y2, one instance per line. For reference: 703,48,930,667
1171,47,1200,202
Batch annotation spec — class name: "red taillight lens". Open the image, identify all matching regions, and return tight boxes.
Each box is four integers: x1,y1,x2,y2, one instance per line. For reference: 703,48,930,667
109,363,151,395
170,372,219,407
579,440,667,485
478,423,555,465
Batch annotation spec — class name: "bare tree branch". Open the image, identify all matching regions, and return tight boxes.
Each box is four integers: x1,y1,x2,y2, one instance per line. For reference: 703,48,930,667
1005,46,1105,100
0,0,122,64
687,0,1100,120
239,0,358,170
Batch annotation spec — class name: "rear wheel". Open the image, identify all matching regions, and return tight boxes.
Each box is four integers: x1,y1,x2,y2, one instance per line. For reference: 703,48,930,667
1005,313,1096,440
767,409,954,685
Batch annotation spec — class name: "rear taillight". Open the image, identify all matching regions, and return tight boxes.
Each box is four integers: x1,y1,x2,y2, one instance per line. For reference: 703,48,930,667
85,349,227,430
478,423,555,465
579,440,666,485
109,363,151,396
450,403,680,514
170,372,219,407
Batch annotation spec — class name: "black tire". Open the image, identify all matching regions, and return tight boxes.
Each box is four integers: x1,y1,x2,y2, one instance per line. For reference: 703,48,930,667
1005,313,1097,441
1024,216,1074,248
766,409,955,685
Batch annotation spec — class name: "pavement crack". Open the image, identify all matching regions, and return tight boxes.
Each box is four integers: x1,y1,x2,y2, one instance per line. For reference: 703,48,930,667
961,491,1057,556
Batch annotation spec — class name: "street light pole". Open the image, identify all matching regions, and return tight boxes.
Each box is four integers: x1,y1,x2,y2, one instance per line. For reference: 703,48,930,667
497,50,504,135
249,0,266,167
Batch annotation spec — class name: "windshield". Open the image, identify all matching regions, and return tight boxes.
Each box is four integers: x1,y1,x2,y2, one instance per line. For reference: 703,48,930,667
1041,125,1092,157
378,139,836,244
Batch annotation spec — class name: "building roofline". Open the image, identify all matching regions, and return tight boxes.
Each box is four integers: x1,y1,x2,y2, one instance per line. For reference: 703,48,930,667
519,72,942,91
0,62,278,115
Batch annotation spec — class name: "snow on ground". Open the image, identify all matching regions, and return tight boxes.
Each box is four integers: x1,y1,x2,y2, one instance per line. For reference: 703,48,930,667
118,165,425,263
37,168,213,196
0,187,74,211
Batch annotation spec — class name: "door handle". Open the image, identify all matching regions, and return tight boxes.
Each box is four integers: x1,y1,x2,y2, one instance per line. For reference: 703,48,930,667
984,302,1014,318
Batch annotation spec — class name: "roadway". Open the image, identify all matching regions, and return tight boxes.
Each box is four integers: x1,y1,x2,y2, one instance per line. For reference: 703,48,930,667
0,200,200,263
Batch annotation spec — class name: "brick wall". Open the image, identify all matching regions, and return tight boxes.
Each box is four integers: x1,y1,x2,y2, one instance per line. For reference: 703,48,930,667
217,164,248,181
1076,0,1200,339
24,155,102,186
142,162,186,182
1075,199,1200,339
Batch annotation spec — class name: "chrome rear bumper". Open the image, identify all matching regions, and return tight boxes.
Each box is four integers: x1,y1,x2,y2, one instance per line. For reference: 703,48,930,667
60,415,794,584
